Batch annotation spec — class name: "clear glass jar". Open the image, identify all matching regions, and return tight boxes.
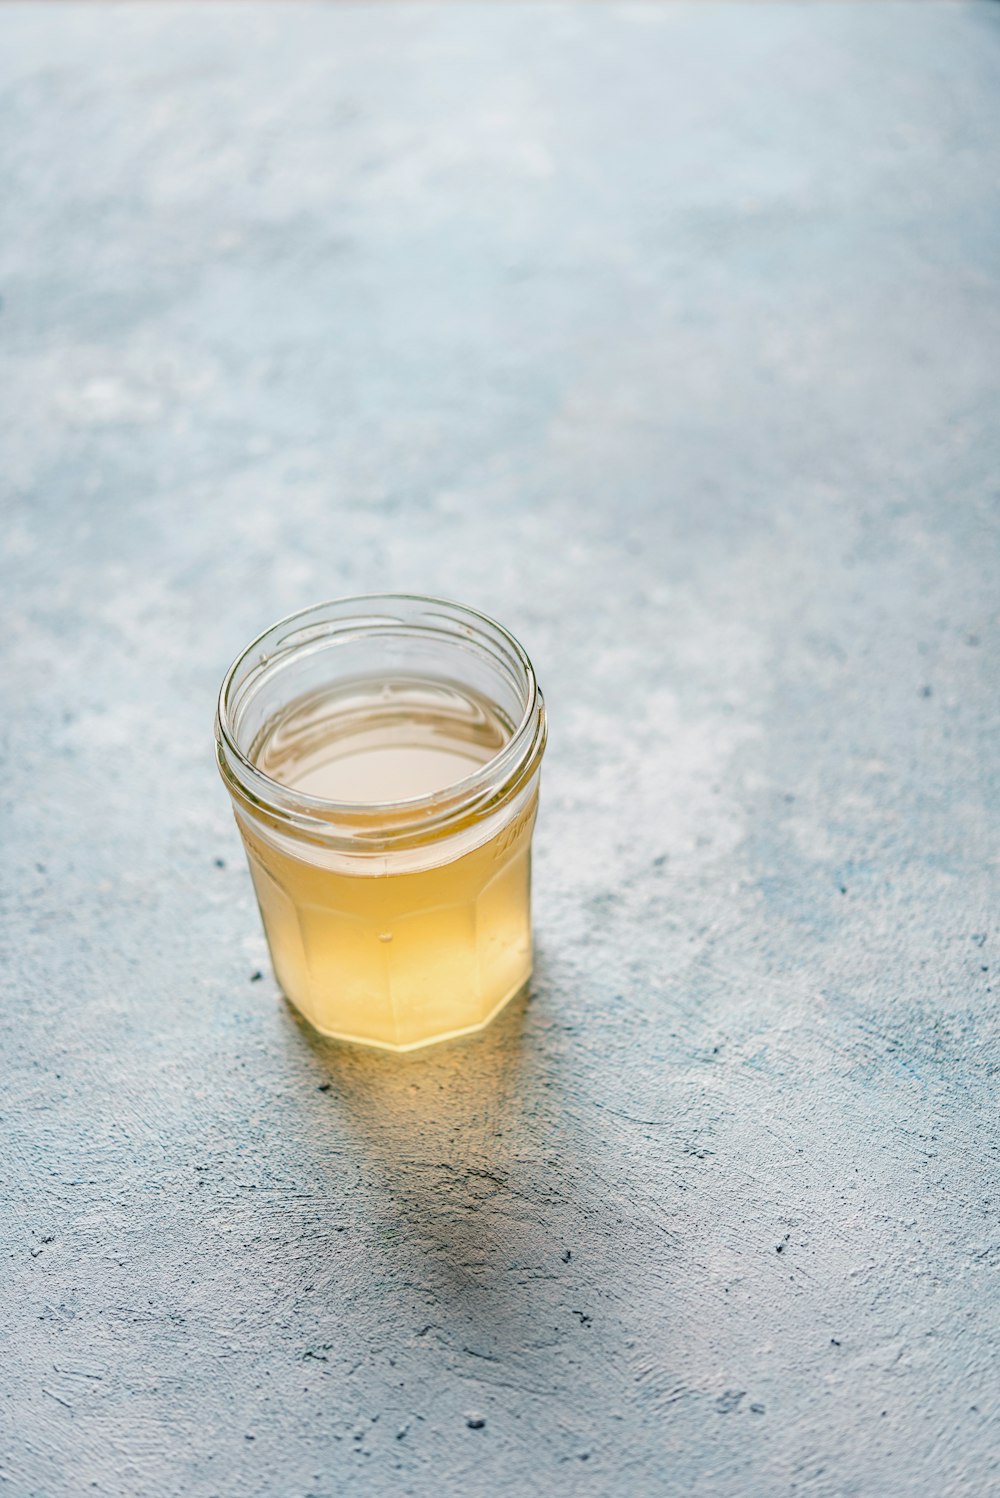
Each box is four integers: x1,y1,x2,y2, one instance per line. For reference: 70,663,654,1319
215,595,547,1051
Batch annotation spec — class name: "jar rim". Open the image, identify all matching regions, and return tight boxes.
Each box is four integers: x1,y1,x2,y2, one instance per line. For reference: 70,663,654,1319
215,593,546,850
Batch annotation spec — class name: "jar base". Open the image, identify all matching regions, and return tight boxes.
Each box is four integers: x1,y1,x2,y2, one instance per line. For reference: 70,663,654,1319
284,972,531,1053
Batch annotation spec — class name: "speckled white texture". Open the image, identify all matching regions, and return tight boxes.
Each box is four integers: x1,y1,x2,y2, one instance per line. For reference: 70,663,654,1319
1,4,999,1496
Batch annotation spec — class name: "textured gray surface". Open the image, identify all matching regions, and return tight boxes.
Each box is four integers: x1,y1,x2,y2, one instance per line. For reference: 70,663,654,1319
2,3,999,1495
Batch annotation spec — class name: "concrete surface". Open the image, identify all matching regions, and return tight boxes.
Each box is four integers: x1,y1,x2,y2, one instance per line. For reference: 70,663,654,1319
2,3,999,1495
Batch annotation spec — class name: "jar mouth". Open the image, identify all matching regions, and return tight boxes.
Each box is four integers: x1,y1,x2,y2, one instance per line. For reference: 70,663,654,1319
215,593,546,850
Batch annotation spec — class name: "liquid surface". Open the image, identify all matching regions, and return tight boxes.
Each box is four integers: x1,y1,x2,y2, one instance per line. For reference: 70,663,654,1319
239,676,537,1050
252,678,510,802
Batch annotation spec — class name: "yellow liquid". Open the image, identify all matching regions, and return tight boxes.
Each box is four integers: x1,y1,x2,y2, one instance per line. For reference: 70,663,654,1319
238,678,537,1050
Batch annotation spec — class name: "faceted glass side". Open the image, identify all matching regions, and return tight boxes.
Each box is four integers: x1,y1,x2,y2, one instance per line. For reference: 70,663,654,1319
238,800,537,1050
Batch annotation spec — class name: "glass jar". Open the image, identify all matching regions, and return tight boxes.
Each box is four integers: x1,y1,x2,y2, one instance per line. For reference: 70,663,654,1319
215,595,547,1051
